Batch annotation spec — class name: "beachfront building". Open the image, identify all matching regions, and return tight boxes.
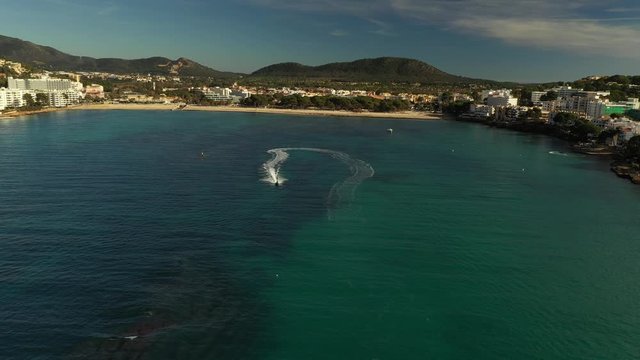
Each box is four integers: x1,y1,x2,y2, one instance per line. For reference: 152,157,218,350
84,84,105,99
48,90,82,107
468,104,494,118
0,88,37,110
487,94,518,108
8,76,82,92
4,76,84,109
230,89,251,102
203,87,232,102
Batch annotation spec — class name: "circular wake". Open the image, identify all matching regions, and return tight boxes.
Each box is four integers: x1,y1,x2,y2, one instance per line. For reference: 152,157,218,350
261,147,375,209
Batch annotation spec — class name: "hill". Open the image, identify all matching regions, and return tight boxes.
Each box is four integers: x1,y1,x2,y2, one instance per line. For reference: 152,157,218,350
250,57,486,84
0,34,239,78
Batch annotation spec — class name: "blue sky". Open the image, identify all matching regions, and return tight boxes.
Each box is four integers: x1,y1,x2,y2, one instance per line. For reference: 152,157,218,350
2,0,640,82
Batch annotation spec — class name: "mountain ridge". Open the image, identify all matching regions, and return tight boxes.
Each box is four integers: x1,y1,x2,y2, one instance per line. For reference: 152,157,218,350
0,34,238,78
249,57,488,84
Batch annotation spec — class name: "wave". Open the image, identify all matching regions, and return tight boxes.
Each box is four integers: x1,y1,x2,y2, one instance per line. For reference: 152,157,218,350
262,147,374,211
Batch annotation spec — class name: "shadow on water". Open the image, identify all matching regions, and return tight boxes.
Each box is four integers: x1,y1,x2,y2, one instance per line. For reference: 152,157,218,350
59,114,364,359
68,260,268,360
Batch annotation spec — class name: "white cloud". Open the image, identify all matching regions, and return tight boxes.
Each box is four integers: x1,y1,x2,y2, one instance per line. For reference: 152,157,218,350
453,18,640,57
249,0,640,58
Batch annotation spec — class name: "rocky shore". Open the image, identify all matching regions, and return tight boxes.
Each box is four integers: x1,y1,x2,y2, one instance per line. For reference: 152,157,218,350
611,162,640,184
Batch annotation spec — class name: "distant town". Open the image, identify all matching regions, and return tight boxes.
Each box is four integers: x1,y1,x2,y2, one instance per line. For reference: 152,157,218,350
1,57,639,184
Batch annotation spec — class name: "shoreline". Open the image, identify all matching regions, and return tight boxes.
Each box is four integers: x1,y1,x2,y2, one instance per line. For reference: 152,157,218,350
66,103,443,120
2,103,443,121
455,116,640,186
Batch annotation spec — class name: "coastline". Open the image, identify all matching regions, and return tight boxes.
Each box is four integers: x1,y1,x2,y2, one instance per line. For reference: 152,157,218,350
68,103,443,120
0,106,70,119
455,116,640,186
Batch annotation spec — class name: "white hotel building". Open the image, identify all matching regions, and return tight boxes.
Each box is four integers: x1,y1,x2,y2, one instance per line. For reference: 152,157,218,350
0,88,37,110
0,77,84,111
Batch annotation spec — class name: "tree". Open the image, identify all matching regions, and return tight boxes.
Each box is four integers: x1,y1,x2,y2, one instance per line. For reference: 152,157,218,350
22,93,36,108
540,90,558,101
241,94,273,107
526,107,542,120
439,92,453,105
608,75,630,85
35,93,49,106
608,89,627,102
624,135,640,159
598,128,622,144
518,89,533,106
570,119,600,141
553,112,578,125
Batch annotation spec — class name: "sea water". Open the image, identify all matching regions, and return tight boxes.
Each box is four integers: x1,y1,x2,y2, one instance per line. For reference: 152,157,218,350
1,110,639,359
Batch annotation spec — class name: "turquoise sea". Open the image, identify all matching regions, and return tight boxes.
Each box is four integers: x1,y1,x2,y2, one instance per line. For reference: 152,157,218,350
1,110,640,359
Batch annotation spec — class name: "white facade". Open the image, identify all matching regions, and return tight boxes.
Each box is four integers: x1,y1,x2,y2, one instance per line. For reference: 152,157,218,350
2,77,83,110
84,84,105,98
586,98,640,120
469,104,494,118
481,89,512,100
48,90,81,107
487,95,518,108
0,88,37,110
552,86,579,99
8,76,82,92
531,91,546,103
203,87,232,101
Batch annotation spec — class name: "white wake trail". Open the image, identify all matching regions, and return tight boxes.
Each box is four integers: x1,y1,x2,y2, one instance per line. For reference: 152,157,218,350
261,147,375,209
262,148,289,184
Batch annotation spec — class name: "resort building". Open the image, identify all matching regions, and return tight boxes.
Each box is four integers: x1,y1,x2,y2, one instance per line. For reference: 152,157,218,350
8,76,82,92
84,84,105,99
468,104,494,118
487,94,518,108
531,91,547,103
0,88,37,110
586,98,640,120
203,87,232,102
48,90,82,107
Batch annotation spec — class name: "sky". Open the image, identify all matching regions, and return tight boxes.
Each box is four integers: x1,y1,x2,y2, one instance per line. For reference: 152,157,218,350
2,0,640,82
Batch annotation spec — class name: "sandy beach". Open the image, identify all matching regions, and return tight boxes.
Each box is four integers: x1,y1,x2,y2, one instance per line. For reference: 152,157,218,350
68,103,443,120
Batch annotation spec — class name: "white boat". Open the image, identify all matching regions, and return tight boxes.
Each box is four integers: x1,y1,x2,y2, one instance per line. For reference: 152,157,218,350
387,128,393,133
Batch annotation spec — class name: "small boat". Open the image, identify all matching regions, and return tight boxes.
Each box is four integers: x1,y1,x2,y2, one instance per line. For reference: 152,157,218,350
387,128,393,133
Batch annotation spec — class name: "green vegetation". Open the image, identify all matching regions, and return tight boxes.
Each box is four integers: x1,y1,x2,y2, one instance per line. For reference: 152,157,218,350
623,136,640,160
240,94,411,112
35,93,49,106
539,90,558,101
248,57,493,85
522,107,542,120
19,93,42,111
442,100,471,114
552,112,600,141
572,75,640,100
